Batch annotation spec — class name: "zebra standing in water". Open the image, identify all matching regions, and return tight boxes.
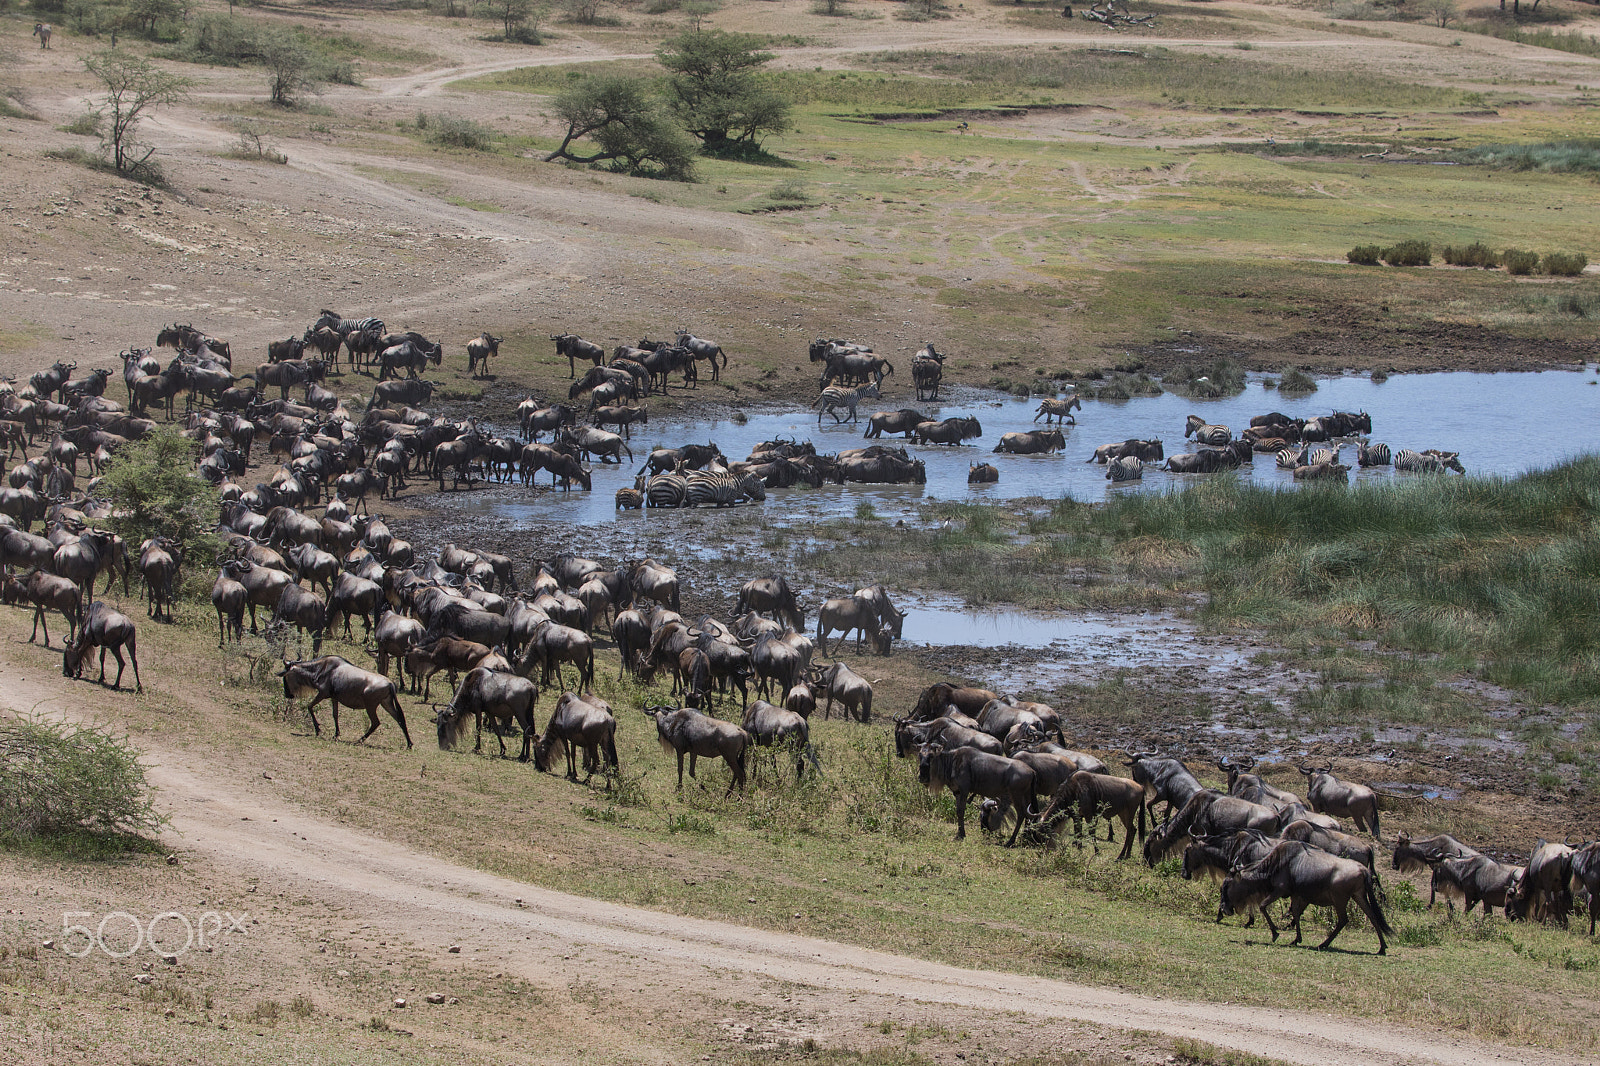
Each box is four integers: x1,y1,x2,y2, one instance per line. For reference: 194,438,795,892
814,384,877,425
1357,441,1391,467
645,473,687,508
684,470,740,508
1395,449,1465,474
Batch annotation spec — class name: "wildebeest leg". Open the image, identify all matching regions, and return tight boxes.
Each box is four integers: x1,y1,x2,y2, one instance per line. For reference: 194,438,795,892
98,645,109,685
954,791,969,840
1286,899,1308,945
108,645,128,690
1318,902,1350,951
248,602,259,634
688,752,698,779
675,751,686,789
31,605,47,646
1116,812,1136,860
725,748,746,797
386,694,412,749
302,695,324,737
1003,793,1026,847
218,609,227,648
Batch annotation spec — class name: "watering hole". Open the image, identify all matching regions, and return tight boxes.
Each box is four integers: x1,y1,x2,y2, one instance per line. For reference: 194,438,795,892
455,367,1600,531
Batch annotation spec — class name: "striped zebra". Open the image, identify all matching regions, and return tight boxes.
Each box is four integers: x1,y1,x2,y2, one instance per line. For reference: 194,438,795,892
313,310,385,340
1395,449,1465,475
1357,441,1391,467
814,384,877,425
736,472,767,503
615,487,644,510
1106,455,1143,482
684,470,740,508
1185,415,1232,446
1307,447,1338,467
1276,445,1305,469
645,474,687,508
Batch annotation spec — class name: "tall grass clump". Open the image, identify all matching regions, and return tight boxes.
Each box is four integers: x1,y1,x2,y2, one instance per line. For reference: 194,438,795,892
1277,367,1317,394
1542,252,1588,277
1163,358,1246,399
1502,248,1539,276
416,111,497,150
1441,242,1497,268
1381,239,1431,266
0,717,165,857
1448,139,1600,174
1066,458,1600,703
1460,24,1600,60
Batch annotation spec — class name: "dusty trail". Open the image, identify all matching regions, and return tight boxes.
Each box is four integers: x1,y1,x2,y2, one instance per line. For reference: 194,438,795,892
0,675,1570,1066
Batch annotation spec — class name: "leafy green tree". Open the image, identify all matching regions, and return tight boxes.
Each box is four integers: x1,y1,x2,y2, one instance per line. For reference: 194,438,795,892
82,50,191,177
96,429,221,560
546,75,698,180
123,0,184,38
655,29,791,155
258,28,319,106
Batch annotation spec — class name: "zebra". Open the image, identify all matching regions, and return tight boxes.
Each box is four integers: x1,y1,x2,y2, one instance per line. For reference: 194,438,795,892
1034,395,1082,425
645,474,687,508
1106,455,1143,482
684,470,740,508
1357,441,1391,467
615,487,644,510
1308,447,1338,467
814,384,877,425
33,23,51,48
1395,449,1465,475
1184,415,1232,446
1276,446,1305,469
736,472,767,503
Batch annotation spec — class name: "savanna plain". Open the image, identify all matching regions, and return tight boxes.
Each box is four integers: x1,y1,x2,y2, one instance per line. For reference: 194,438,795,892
2,0,1600,1062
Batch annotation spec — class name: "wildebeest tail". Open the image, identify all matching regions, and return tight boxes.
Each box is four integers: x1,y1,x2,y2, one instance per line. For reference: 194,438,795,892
1137,796,1147,842
1369,805,1381,840
1366,871,1396,938
603,723,619,770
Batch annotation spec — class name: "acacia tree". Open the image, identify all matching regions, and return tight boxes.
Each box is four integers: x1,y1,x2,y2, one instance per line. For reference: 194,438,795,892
81,51,191,177
655,30,791,155
258,29,319,107
545,75,698,180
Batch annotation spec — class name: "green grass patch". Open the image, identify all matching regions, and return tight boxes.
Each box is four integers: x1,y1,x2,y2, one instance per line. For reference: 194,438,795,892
1460,21,1600,59
1446,139,1600,174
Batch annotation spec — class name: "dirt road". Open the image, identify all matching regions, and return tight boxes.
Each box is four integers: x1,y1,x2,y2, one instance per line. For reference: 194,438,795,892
1,674,1573,1066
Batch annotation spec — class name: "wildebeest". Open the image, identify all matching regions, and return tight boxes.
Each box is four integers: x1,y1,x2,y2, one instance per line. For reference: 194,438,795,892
993,429,1064,455
369,378,436,410
466,332,502,377
1391,832,1480,877
1572,842,1600,935
911,343,944,401
812,660,875,722
436,666,539,760
137,537,182,622
517,619,595,691
1296,764,1380,837
1220,840,1394,954
1124,752,1205,823
894,715,1002,757
864,409,928,439
552,334,606,377
1431,854,1524,918
815,595,879,656
913,416,982,446
968,462,999,484
534,691,618,780
737,575,803,630
918,744,1036,846
1514,839,1576,925
1166,448,1239,474
1035,770,1146,859
910,682,999,721
1143,790,1279,865
62,601,141,692
211,570,247,647
643,704,750,796
742,700,812,779
1219,757,1301,811
279,655,413,747
3,570,81,646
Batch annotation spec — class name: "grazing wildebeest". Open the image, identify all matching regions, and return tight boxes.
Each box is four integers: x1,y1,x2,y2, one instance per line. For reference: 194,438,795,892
62,601,141,692
993,429,1065,455
918,744,1036,846
1143,790,1278,865
1034,770,1147,859
1220,840,1395,954
742,700,811,779
3,570,81,646
642,704,750,796
534,691,618,780
1296,763,1381,837
436,666,540,760
279,655,412,747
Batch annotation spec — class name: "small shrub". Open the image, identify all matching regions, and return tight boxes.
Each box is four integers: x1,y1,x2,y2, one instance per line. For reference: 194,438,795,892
1164,358,1246,399
289,994,314,1017
60,111,102,137
1278,367,1317,394
769,178,809,202
418,112,496,150
1556,292,1595,317
1347,244,1382,265
0,717,165,854
1381,239,1431,267
1502,248,1539,276
1440,241,1496,268
644,0,680,9
1542,251,1588,276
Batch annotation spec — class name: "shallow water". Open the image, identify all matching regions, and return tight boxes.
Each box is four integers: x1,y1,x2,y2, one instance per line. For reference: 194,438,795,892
462,367,1600,529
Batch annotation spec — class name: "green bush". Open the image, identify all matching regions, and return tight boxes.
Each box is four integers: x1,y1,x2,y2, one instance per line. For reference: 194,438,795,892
418,112,497,150
1278,367,1317,394
1502,248,1539,275
1542,251,1588,277
1347,244,1381,265
97,429,222,559
1440,241,1497,268
1164,358,1246,399
1381,239,1431,266
0,716,165,855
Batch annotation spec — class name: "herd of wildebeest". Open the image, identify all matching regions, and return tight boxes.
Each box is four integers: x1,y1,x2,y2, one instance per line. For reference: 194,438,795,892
0,313,1590,960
